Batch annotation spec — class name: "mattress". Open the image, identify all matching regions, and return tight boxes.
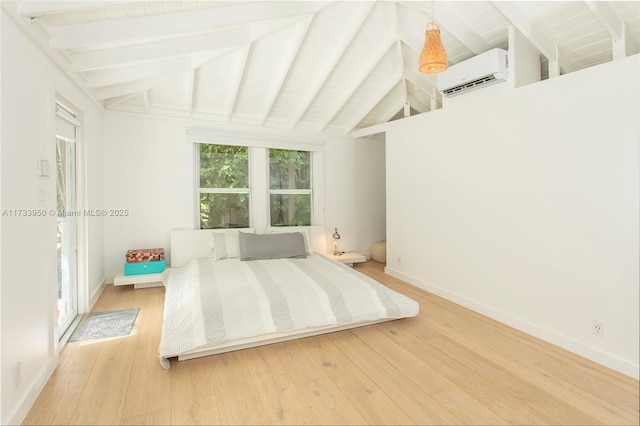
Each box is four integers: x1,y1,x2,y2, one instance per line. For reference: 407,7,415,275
158,254,419,368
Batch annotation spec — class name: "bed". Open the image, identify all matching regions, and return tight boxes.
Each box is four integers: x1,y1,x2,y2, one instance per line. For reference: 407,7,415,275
158,227,419,368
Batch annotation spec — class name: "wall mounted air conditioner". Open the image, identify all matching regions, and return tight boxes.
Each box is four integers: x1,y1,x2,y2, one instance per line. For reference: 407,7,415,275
437,48,509,97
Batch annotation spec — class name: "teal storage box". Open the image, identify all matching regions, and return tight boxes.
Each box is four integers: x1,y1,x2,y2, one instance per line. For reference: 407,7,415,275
124,260,165,276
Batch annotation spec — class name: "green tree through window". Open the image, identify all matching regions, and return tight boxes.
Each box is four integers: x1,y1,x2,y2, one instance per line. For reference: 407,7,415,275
269,149,311,226
199,144,249,229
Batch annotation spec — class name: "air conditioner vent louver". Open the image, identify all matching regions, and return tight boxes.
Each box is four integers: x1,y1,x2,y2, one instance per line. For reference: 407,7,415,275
441,75,497,96
437,48,508,98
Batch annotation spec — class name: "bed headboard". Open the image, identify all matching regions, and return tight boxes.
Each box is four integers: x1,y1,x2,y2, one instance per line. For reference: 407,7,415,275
170,226,328,268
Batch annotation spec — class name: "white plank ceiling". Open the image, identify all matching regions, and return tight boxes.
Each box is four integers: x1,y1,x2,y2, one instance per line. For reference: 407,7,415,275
6,1,640,136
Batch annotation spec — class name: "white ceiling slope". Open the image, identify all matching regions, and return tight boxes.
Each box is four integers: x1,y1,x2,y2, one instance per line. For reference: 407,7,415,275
8,1,640,137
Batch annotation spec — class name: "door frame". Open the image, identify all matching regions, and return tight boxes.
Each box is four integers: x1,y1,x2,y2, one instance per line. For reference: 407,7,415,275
53,96,89,348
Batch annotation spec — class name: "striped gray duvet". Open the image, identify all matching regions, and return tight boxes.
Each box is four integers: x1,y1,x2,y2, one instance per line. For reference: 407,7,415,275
158,254,419,368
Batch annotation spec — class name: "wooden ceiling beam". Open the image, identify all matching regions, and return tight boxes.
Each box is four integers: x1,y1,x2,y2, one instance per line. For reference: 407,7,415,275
316,38,395,133
103,92,141,109
17,1,134,16
259,16,314,126
67,18,291,72
226,45,252,122
343,71,403,135
288,1,376,128
48,1,330,50
142,91,150,113
491,1,576,74
392,2,409,106
585,1,623,41
585,1,629,59
84,52,220,88
379,97,405,123
93,72,184,100
185,69,195,116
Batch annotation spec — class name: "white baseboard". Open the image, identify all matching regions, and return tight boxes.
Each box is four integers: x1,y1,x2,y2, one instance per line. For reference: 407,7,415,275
6,358,57,426
5,275,109,425
385,266,640,380
89,277,107,309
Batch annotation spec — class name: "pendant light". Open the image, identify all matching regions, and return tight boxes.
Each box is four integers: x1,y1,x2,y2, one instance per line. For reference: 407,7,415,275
419,0,448,74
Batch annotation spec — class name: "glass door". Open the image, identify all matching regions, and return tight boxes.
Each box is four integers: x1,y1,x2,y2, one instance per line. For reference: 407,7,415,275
56,136,78,336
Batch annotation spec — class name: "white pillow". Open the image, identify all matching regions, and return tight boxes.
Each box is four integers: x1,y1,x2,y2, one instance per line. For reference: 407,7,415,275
210,229,255,260
269,227,314,254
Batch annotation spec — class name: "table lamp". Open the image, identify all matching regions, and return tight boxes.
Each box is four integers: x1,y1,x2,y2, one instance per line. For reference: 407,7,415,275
332,227,341,256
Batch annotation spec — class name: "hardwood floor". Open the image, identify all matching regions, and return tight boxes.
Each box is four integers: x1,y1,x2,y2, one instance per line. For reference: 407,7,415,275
24,261,639,425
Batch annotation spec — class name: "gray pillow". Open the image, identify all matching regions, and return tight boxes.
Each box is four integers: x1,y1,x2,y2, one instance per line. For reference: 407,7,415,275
239,232,307,261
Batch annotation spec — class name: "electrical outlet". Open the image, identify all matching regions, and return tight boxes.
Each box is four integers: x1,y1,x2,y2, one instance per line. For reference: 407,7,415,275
592,318,605,337
397,256,402,266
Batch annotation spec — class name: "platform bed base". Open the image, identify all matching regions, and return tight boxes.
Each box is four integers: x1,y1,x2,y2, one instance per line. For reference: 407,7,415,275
159,318,392,369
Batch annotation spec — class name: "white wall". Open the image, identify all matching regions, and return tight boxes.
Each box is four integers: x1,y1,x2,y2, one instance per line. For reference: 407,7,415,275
1,12,105,424
385,54,640,379
103,112,386,276
323,135,386,257
355,137,386,255
0,7,4,423
103,113,193,277
323,137,357,254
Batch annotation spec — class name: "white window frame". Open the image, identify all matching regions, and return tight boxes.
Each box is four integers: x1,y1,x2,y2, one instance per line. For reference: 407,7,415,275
268,148,314,227
194,144,251,229
190,130,324,229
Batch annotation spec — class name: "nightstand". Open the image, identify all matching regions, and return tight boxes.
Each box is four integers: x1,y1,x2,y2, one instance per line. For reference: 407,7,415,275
324,252,367,267
113,269,170,289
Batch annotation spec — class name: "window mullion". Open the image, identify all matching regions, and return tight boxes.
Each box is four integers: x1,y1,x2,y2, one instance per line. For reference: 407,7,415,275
249,147,268,229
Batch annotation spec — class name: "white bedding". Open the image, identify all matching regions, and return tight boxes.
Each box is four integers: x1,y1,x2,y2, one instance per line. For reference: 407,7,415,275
158,254,419,368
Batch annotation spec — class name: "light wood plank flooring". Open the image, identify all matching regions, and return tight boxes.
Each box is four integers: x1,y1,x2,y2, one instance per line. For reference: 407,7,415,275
24,261,639,425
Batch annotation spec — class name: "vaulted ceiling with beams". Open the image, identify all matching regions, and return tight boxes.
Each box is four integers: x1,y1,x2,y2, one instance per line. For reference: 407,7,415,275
6,1,640,137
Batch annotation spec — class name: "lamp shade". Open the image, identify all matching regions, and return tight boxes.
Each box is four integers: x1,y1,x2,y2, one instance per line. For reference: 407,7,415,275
419,23,448,74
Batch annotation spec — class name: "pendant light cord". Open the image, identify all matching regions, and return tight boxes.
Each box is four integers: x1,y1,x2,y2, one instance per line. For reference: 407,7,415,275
431,0,435,23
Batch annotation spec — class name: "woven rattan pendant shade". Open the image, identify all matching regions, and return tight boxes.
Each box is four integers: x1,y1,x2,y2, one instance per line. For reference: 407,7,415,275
419,23,448,74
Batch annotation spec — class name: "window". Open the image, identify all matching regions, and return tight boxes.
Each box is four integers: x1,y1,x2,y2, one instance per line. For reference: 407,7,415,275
269,149,311,226
198,144,250,229
195,141,318,229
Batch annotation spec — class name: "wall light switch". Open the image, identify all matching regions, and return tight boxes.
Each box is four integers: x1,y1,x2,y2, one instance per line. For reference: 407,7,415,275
38,160,50,177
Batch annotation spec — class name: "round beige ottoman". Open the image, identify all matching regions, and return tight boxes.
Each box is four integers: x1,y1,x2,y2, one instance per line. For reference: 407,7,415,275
370,241,386,263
